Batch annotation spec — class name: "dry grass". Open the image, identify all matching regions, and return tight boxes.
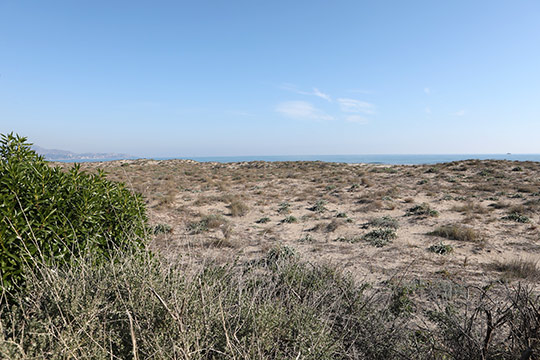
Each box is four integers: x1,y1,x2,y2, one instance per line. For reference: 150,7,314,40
228,199,249,217
428,224,483,243
490,258,540,281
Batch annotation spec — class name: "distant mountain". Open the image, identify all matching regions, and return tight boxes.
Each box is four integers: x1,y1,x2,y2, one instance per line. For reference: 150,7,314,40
32,145,135,161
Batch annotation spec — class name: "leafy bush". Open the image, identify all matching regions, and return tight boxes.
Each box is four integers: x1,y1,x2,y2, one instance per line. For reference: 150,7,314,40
363,228,397,247
0,133,148,292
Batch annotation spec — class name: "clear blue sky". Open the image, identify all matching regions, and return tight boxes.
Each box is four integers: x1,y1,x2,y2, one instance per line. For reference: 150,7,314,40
1,1,539,157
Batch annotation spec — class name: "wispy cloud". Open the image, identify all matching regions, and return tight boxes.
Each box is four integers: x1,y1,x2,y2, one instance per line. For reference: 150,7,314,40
345,115,368,124
280,84,332,102
424,87,431,95
312,88,331,102
275,101,334,121
337,98,375,114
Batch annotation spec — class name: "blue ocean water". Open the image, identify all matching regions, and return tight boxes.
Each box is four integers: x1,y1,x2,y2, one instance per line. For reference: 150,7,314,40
57,154,540,165
158,154,540,165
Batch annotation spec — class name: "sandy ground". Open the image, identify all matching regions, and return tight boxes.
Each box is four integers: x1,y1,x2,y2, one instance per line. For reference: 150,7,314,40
57,159,540,290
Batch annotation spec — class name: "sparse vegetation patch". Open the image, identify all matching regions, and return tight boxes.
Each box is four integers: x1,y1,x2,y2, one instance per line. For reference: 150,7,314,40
406,203,439,217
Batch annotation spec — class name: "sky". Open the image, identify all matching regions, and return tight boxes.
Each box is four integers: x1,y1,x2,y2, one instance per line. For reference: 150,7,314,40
1,1,540,157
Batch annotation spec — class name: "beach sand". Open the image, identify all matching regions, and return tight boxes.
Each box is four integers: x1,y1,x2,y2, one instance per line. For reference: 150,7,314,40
58,159,540,290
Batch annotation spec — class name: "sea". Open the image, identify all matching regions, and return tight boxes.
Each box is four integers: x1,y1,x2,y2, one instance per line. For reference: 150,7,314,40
56,154,540,165
154,154,540,165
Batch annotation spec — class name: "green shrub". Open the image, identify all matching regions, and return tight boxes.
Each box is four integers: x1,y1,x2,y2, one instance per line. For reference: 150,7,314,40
0,133,148,292
363,228,397,247
368,215,399,229
281,215,298,223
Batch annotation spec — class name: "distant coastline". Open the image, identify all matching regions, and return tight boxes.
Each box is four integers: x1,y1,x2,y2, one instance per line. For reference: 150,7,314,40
54,154,540,165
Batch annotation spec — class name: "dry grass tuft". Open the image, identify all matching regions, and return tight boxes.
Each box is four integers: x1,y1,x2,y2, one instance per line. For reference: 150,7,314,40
228,200,249,217
428,224,483,243
490,258,540,280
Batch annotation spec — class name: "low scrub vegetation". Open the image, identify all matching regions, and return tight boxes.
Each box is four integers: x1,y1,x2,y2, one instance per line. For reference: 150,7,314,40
2,245,539,359
502,212,530,223
406,203,439,217
368,215,399,229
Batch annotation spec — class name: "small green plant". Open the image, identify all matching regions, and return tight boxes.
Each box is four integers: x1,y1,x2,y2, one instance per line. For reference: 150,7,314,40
363,228,397,247
406,203,439,217
429,242,453,255
281,215,298,223
336,212,348,218
310,199,328,213
277,202,291,214
502,212,530,223
256,217,271,224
